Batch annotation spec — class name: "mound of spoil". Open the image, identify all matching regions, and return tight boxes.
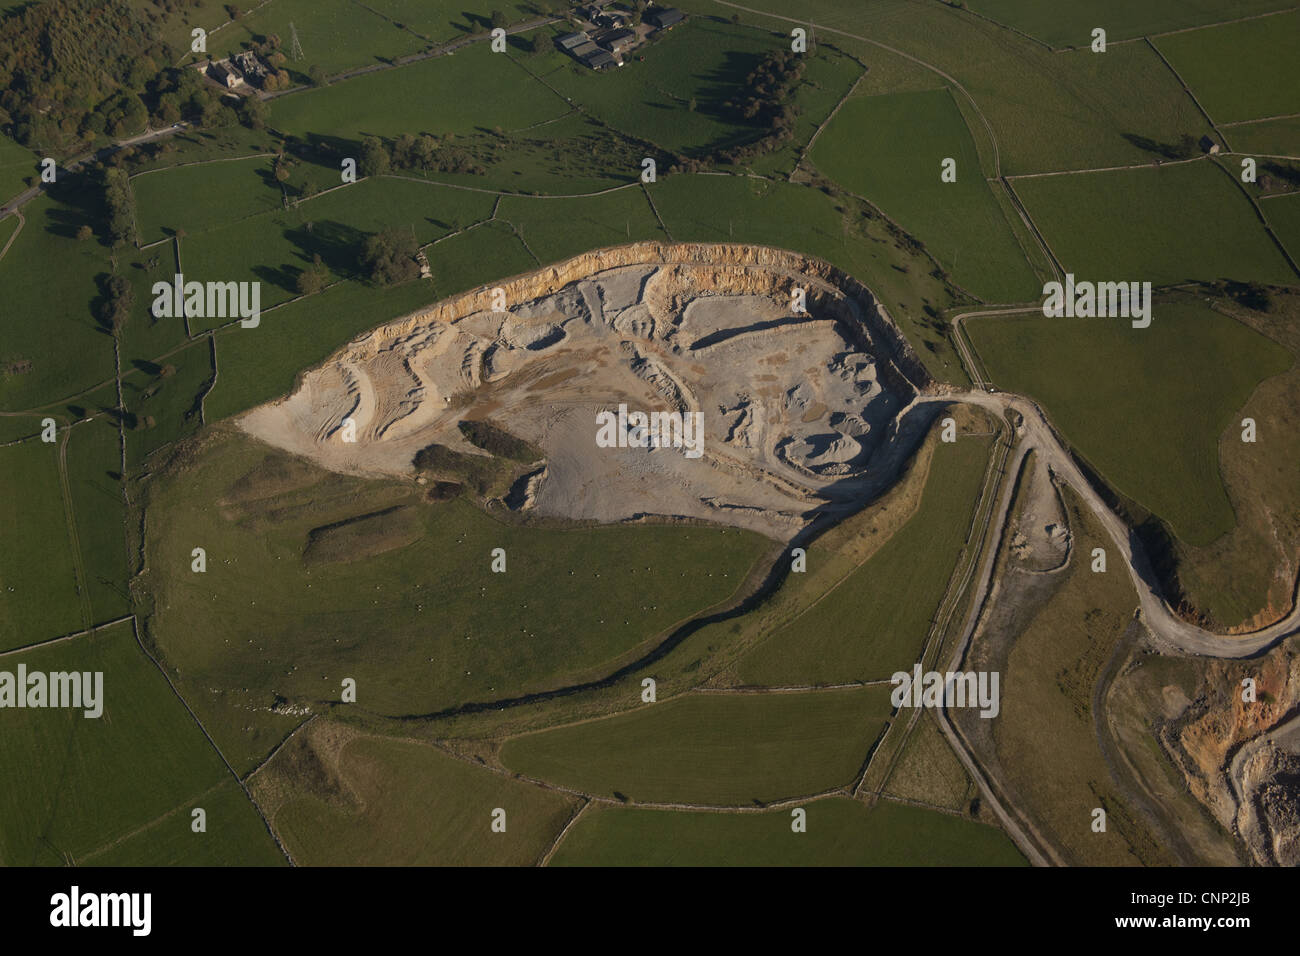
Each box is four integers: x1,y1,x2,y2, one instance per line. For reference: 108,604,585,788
238,242,931,540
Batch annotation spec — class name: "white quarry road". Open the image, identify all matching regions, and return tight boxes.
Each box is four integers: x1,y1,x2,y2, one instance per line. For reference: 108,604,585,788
936,388,1299,659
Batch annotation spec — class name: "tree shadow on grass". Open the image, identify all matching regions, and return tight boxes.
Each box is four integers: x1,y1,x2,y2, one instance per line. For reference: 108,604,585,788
284,218,369,279
42,175,109,241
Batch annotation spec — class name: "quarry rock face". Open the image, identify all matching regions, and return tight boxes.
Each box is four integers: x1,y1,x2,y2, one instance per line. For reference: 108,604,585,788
238,242,930,540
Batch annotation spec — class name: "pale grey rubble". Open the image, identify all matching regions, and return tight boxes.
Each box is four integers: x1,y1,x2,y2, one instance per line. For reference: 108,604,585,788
239,243,929,541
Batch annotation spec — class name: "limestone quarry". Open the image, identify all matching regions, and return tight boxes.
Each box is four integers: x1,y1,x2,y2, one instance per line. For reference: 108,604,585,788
239,242,932,540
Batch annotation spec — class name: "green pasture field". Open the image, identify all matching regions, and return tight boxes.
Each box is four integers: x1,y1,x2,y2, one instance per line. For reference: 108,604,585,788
64,416,132,624
550,796,1025,866
1155,11,1300,124
122,339,214,466
0,622,240,865
1262,193,1300,265
392,112,651,196
1225,116,1300,157
0,213,17,256
691,0,1214,176
1167,292,1300,627
811,88,1040,303
132,156,280,243
747,44,867,178
259,731,577,866
968,297,1291,546
128,128,278,176
83,779,285,866
213,0,425,82
0,193,117,412
116,243,191,367
539,18,784,159
179,175,496,330
0,134,37,205
1012,160,1296,287
500,685,892,805
739,433,991,685
0,438,82,649
963,0,1287,48
497,187,667,263
269,44,569,141
138,429,770,771
363,0,538,43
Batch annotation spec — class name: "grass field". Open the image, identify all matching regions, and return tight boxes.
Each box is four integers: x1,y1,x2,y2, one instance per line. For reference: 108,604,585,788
132,157,281,243
0,438,82,649
0,192,117,412
212,0,425,81
738,432,991,685
550,796,1025,865
698,0,1215,176
1013,160,1296,287
964,0,1288,47
83,779,285,866
1155,11,1300,124
363,0,538,43
0,134,37,205
1225,116,1300,157
0,622,262,865
269,44,569,141
179,175,496,330
539,19,856,162
122,340,215,466
500,685,892,805
393,112,653,196
812,88,1041,303
1167,292,1300,627
969,296,1292,546
65,417,132,624
139,429,770,771
539,18,774,157
497,187,667,264
254,726,578,866
1263,193,1300,265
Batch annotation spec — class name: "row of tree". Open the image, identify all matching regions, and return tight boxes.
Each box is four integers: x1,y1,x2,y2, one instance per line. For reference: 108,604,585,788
358,134,488,178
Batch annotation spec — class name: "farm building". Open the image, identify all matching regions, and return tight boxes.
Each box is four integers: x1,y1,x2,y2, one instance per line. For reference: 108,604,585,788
555,31,589,51
208,61,239,88
582,48,618,70
233,51,267,83
646,7,685,30
599,28,637,54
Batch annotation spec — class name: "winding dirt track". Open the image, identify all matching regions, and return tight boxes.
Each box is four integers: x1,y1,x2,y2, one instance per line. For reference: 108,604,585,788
936,388,1300,659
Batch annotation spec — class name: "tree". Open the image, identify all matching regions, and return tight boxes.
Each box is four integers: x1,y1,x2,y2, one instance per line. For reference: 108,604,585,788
237,95,267,129
76,225,93,241
360,227,420,285
490,9,508,29
98,275,135,332
296,254,329,295
308,64,326,87
359,135,391,177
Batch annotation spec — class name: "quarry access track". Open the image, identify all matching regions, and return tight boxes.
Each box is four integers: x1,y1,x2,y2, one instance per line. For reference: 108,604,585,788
939,388,1300,660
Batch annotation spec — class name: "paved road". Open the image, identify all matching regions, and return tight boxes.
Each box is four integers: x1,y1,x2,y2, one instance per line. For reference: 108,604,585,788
0,123,192,216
